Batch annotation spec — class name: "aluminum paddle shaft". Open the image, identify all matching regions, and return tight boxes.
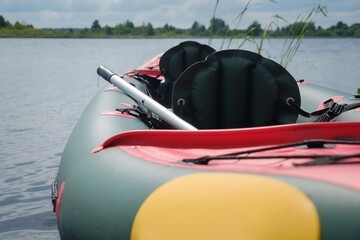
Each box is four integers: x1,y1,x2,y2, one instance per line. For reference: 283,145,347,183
97,66,197,131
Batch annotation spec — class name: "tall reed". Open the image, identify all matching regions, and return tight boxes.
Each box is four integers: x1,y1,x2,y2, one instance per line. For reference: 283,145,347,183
208,0,327,68
279,4,327,68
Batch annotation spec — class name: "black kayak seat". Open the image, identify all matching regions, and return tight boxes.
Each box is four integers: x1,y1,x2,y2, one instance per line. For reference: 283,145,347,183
159,41,215,107
172,49,301,129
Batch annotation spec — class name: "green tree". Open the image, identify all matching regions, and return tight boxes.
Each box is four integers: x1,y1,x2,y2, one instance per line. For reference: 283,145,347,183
246,21,262,36
336,21,347,29
190,21,206,36
350,23,360,37
91,19,101,32
333,21,350,36
163,23,175,31
315,26,331,37
146,23,154,36
282,22,316,36
0,15,6,28
104,25,113,35
14,21,25,30
210,18,226,35
125,20,135,29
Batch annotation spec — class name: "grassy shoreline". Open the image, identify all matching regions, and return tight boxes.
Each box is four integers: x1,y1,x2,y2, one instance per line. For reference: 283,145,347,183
1,14,359,39
1,33,359,39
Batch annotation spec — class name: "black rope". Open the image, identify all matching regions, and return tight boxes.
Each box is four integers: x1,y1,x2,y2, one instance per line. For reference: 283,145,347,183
51,179,58,212
184,153,360,167
294,153,360,166
183,139,360,165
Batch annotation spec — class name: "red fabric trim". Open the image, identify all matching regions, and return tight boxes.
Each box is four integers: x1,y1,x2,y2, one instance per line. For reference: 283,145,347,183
56,182,65,226
124,53,164,80
317,96,344,110
101,111,136,119
93,122,360,151
120,103,135,109
104,86,119,91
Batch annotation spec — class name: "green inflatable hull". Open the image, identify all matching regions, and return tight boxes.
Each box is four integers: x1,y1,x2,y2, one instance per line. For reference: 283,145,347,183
54,47,360,240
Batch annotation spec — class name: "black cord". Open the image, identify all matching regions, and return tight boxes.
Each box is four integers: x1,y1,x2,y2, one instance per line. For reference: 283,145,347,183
183,139,360,165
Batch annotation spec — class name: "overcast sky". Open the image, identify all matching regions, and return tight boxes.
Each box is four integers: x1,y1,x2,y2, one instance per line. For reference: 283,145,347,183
1,0,359,29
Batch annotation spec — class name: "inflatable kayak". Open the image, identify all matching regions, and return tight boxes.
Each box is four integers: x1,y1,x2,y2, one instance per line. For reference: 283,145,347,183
52,41,360,239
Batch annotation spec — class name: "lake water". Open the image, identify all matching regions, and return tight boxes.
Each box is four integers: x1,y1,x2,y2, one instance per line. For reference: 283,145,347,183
0,38,359,239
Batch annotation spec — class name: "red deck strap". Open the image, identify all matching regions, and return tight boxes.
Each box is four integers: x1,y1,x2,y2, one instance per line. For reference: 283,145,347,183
92,122,360,153
101,111,136,119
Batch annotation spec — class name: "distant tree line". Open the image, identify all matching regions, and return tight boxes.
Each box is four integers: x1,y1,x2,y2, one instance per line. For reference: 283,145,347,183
0,15,34,29
1,15,359,38
271,21,360,37
202,18,360,38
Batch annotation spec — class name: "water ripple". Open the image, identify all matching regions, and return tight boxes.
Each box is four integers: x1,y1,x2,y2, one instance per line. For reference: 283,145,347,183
0,211,57,233
0,196,48,208
4,177,22,183
25,186,50,193
6,128,34,133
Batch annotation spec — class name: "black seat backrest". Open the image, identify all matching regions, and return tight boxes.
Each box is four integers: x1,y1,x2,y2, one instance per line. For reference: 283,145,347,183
159,41,215,107
172,49,301,129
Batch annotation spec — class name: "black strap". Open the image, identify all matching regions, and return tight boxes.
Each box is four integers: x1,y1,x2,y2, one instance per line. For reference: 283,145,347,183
116,105,173,129
286,97,360,122
129,72,164,101
315,101,344,122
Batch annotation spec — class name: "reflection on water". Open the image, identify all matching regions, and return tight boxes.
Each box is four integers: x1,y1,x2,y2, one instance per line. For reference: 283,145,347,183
0,38,359,239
